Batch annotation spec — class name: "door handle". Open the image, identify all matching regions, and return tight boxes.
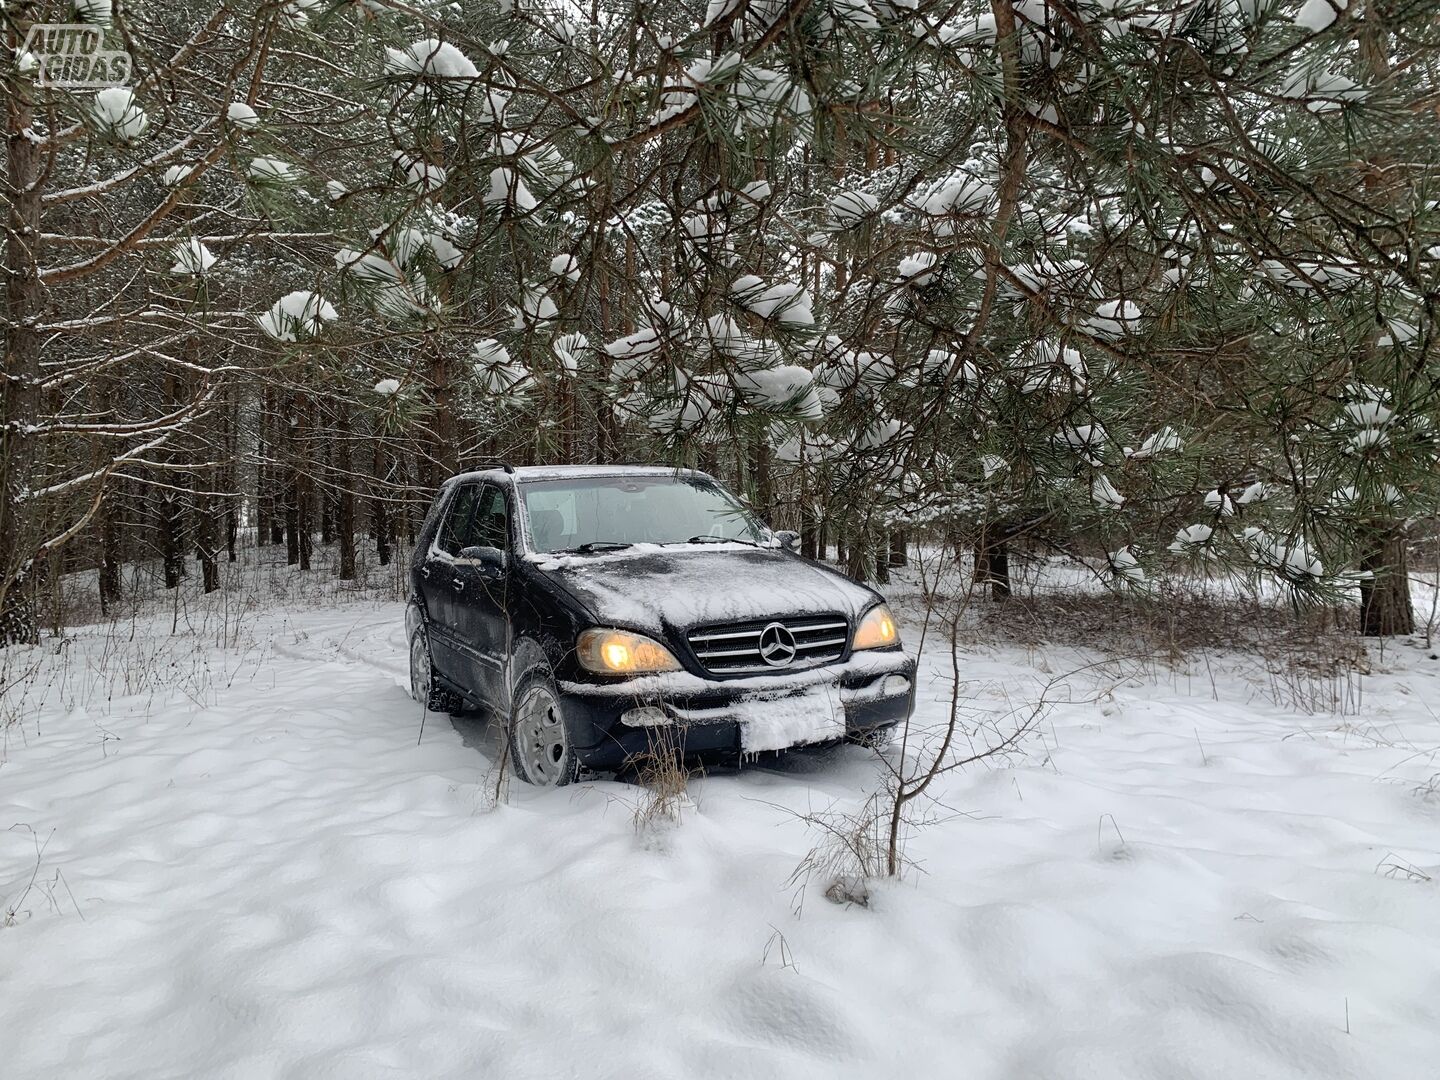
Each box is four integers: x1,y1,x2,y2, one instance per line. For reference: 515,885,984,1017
451,578,465,593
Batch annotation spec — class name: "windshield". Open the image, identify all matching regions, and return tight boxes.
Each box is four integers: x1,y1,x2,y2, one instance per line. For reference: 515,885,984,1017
520,475,767,553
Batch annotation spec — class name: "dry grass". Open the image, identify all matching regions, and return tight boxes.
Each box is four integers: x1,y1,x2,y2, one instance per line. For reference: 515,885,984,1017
961,584,1353,657
2,539,406,763
629,725,694,830
44,534,410,633
889,561,1377,718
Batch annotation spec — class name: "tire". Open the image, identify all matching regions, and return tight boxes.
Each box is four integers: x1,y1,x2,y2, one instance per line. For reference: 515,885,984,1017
507,671,581,788
410,626,463,714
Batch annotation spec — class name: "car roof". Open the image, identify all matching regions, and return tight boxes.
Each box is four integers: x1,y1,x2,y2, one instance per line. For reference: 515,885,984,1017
444,464,714,487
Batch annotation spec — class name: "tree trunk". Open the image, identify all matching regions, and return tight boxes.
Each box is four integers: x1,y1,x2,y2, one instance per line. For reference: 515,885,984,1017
193,397,221,593
800,500,819,561
846,525,869,583
889,531,908,568
372,440,391,568
426,335,458,488
299,396,314,571
319,411,336,547
1359,522,1413,636
256,398,270,547
99,492,123,612
285,473,300,567
91,377,124,614
699,444,719,477
195,474,220,594
159,486,185,589
159,372,189,589
1,62,42,645
975,528,1011,600
225,382,239,562
298,490,313,571
265,388,284,546
337,406,356,581
749,437,774,522
560,373,575,463
283,392,305,568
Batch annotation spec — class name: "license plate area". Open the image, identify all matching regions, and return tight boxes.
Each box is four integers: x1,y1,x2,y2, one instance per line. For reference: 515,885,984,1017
732,686,846,753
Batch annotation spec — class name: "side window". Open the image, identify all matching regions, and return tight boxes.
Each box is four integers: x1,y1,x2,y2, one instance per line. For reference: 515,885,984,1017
436,485,480,557
471,484,511,552
419,486,449,541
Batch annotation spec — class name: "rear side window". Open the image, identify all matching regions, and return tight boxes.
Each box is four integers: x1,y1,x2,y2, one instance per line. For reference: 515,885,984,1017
435,485,481,557
419,485,450,542
471,484,511,551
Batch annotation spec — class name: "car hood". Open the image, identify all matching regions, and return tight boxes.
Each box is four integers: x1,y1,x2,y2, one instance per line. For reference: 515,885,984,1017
531,546,880,635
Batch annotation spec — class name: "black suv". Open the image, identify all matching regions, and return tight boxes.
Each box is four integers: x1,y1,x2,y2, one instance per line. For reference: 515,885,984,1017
405,465,915,786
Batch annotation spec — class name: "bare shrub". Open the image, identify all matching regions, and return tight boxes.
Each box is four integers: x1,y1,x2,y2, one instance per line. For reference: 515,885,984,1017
787,790,895,911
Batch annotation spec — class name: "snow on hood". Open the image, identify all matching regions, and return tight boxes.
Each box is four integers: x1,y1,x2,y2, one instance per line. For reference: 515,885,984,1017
530,546,879,634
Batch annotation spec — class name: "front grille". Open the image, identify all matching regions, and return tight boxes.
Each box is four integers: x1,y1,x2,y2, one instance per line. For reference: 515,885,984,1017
687,613,850,674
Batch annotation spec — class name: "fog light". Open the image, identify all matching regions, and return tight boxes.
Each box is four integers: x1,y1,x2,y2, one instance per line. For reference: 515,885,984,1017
882,675,911,697
621,706,672,727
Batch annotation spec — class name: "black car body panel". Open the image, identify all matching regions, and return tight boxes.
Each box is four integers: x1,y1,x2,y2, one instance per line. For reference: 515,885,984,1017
407,466,916,771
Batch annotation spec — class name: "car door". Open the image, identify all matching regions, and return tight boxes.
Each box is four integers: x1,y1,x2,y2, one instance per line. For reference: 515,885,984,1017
446,482,513,710
420,482,482,689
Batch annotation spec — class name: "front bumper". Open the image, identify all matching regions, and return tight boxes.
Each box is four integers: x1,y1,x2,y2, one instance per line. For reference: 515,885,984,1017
556,649,916,770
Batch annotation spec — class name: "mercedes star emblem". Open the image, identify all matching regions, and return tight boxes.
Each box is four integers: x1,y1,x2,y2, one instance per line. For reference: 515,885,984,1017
758,622,798,667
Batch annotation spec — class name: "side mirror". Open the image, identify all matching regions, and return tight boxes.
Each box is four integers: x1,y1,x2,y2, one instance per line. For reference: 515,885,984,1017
774,530,801,553
458,545,506,572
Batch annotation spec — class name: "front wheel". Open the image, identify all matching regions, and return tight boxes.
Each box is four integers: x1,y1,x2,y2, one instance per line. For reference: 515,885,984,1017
410,627,462,714
507,672,581,788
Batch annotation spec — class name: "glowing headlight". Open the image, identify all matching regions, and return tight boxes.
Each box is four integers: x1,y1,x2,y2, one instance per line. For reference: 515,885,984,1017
852,604,899,650
577,628,682,674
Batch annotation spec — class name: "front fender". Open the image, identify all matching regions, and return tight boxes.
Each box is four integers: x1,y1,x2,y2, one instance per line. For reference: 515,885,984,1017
509,635,551,678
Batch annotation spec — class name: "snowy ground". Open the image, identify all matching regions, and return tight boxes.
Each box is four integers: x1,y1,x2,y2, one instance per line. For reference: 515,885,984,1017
3,555,1439,1079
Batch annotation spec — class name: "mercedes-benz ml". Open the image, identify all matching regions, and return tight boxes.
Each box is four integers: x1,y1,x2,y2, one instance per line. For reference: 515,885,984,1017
405,465,915,786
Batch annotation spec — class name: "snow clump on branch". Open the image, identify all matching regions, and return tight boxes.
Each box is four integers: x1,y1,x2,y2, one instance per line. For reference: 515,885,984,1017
472,339,533,397
93,88,148,143
226,102,260,131
827,190,879,228
730,275,815,326
384,39,479,79
248,157,301,185
258,291,338,342
169,239,216,277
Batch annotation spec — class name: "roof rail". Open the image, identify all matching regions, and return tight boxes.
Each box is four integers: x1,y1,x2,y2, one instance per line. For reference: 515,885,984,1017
466,460,516,474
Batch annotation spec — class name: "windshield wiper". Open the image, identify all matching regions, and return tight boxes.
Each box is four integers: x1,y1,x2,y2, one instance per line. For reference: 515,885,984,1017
684,535,760,547
563,540,634,553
